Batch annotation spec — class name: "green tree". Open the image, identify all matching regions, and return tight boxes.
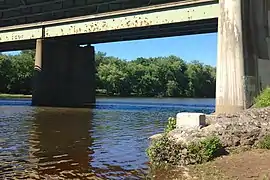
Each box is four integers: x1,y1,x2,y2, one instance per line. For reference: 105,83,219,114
0,50,216,98
9,50,35,94
98,57,132,96
0,54,13,92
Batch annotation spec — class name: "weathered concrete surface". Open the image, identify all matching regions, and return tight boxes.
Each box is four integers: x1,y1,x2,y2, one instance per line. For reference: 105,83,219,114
216,0,245,113
256,0,270,89
215,0,265,114
176,112,206,128
32,39,96,107
258,58,270,89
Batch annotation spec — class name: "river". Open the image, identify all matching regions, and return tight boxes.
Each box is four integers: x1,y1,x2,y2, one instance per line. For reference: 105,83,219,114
0,97,215,179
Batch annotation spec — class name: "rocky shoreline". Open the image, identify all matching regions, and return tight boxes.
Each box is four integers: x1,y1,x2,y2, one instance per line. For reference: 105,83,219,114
148,107,270,166
173,107,270,148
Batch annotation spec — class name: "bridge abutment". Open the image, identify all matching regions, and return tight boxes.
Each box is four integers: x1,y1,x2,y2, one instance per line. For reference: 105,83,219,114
32,39,96,107
215,0,267,114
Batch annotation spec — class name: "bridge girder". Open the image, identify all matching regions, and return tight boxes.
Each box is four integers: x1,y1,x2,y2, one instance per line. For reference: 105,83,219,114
0,0,218,49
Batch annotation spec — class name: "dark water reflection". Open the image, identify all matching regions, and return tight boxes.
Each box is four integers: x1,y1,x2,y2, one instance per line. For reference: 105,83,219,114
0,98,214,179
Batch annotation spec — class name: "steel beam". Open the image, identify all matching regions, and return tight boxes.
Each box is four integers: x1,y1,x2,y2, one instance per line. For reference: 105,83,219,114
45,3,218,38
0,1,219,43
0,28,42,43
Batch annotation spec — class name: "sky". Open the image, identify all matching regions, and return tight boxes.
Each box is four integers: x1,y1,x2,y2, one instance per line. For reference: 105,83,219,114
4,32,217,66
94,32,217,66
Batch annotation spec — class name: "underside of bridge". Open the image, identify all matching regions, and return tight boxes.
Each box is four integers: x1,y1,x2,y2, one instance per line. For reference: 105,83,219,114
0,0,198,27
0,18,217,51
0,0,218,51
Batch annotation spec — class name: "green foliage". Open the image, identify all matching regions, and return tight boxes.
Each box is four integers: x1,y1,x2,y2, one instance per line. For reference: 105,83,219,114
164,117,176,133
0,50,216,97
0,51,34,94
97,54,216,97
188,136,222,163
0,55,13,93
166,80,179,97
146,135,222,166
254,87,270,108
146,135,184,166
258,135,270,149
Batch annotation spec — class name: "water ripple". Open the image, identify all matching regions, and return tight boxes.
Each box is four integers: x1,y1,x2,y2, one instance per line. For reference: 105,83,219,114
0,98,214,179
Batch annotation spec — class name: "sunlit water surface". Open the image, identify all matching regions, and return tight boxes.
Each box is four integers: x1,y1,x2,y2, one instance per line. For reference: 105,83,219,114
0,97,214,179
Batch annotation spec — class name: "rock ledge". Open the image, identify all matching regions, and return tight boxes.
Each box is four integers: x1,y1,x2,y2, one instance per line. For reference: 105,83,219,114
168,107,270,148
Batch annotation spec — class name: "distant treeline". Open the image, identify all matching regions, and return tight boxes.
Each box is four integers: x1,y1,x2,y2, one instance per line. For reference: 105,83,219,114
0,50,216,98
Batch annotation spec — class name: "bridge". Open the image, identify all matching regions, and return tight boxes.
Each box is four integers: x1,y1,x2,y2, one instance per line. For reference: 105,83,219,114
0,0,269,113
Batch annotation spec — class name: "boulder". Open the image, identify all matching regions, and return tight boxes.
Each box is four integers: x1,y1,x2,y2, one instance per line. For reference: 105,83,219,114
169,107,270,149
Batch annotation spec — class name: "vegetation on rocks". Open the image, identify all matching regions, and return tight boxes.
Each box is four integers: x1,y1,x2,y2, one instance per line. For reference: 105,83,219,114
147,134,222,166
258,134,270,150
164,117,176,133
187,136,222,163
254,87,270,108
146,135,184,166
148,106,270,167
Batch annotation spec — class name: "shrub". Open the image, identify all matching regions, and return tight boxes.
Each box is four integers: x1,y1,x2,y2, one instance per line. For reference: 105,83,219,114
147,135,223,166
254,87,270,108
164,117,176,133
188,136,222,163
258,135,270,149
146,135,184,167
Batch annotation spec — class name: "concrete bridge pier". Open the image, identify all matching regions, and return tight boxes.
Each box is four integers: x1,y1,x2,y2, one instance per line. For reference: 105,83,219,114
215,0,269,114
32,39,96,107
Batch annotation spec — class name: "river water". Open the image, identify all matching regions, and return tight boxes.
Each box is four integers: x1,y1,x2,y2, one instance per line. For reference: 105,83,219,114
0,97,214,179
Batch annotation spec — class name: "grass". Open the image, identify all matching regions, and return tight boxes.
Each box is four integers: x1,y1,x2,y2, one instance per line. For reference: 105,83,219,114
254,87,270,108
0,93,32,99
258,135,270,150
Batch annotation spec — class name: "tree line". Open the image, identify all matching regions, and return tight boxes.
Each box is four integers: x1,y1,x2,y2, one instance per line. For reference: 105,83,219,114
0,50,216,98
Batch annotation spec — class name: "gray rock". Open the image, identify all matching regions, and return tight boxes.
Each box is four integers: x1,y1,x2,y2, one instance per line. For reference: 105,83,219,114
148,107,270,166
149,133,163,141
167,107,270,148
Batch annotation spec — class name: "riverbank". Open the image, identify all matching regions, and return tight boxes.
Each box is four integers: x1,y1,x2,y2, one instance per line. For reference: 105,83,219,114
0,93,32,99
0,93,141,99
148,106,270,179
150,149,270,179
0,92,214,99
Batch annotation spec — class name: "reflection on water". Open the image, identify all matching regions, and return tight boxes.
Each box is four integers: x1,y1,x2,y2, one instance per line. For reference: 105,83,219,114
0,98,214,179
31,108,94,179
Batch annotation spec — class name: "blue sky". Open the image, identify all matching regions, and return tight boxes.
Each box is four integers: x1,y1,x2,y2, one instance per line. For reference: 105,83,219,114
95,32,217,66
4,32,217,66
